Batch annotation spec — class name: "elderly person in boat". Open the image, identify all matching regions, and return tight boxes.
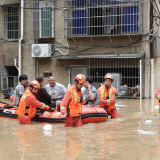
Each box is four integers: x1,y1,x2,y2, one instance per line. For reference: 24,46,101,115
83,77,99,105
45,76,67,102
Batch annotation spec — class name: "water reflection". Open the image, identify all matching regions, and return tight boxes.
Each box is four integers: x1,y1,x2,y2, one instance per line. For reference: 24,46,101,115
1,94,160,159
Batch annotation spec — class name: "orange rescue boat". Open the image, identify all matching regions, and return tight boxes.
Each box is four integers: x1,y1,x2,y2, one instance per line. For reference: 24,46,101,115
0,102,108,124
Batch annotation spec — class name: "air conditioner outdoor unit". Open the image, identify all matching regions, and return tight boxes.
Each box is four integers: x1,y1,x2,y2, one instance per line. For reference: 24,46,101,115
32,44,51,58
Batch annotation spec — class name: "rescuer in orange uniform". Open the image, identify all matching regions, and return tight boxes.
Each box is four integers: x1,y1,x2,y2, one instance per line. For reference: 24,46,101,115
18,80,51,124
156,86,160,106
98,73,119,119
60,74,86,127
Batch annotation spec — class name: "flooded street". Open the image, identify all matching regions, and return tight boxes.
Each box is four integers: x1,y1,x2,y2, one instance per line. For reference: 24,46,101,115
0,93,160,160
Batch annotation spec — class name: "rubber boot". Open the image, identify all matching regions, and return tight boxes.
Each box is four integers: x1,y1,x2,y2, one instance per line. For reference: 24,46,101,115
111,108,119,119
75,116,83,127
18,116,32,124
65,116,74,127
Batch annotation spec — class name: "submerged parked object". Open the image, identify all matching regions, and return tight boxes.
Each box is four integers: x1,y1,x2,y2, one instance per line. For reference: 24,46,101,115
3,88,15,99
143,119,152,125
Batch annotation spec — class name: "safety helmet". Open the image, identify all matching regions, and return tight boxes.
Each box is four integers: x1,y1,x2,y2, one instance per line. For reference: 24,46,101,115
104,73,113,82
29,80,40,89
74,73,86,84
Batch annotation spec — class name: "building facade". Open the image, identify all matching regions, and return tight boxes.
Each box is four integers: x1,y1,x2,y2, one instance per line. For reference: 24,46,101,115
0,0,160,98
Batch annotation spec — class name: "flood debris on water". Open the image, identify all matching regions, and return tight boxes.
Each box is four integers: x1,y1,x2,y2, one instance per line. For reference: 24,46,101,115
143,119,152,125
43,124,52,131
43,124,53,137
137,130,160,135
154,105,159,110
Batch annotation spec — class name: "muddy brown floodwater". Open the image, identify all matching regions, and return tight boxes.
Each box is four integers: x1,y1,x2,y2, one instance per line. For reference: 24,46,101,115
0,93,160,160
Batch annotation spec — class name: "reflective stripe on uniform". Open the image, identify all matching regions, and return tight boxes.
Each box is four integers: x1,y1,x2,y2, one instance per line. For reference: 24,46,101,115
40,103,45,109
61,107,66,110
101,88,104,99
22,94,27,99
107,99,110,105
109,89,112,98
73,90,78,101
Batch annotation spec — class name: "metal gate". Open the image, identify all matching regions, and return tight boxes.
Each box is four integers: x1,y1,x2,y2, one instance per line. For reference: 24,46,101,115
86,58,141,98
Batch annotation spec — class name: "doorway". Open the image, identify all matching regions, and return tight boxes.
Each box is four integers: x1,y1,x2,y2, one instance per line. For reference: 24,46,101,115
70,66,87,85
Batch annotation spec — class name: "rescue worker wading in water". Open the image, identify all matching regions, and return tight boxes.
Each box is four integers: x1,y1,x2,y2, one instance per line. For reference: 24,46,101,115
18,80,51,124
98,73,119,119
60,74,86,127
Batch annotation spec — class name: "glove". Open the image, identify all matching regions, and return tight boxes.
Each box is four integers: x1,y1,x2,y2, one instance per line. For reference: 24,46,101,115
61,111,66,116
49,107,56,112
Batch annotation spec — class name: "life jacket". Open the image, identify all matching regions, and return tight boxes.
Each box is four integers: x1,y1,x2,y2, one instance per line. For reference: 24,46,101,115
68,85,84,117
99,85,116,110
18,89,41,118
10,95,15,106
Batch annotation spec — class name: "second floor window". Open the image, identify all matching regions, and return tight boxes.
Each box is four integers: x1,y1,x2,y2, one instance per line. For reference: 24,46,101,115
33,0,54,39
4,6,19,39
64,0,143,37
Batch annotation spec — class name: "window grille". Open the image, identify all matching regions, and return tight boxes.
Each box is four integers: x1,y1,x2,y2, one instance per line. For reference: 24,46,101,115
4,6,19,39
33,0,54,39
86,58,141,98
64,0,143,37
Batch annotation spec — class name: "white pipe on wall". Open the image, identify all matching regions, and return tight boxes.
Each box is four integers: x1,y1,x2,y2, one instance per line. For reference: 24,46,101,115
140,60,142,100
18,0,24,77
151,59,154,99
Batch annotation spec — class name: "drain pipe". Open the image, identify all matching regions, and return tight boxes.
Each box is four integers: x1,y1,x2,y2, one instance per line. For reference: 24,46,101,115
151,59,154,99
18,0,24,77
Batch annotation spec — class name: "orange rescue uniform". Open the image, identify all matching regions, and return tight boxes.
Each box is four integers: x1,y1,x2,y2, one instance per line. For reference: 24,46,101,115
155,86,160,118
98,85,119,119
60,85,84,127
18,89,50,124
156,86,160,106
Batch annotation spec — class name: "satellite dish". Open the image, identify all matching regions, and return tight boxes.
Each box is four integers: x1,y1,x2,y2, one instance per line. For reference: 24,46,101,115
32,45,42,57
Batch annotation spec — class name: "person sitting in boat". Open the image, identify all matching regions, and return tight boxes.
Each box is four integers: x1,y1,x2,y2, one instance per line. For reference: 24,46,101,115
45,76,67,102
36,77,56,108
18,80,51,124
83,77,99,105
98,73,119,119
10,81,30,106
60,74,86,127
14,74,28,106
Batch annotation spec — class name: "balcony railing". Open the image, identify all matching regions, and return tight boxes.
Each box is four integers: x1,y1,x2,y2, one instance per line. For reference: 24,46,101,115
64,0,143,37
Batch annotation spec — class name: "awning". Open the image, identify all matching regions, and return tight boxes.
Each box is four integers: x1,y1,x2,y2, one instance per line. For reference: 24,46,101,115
54,53,144,60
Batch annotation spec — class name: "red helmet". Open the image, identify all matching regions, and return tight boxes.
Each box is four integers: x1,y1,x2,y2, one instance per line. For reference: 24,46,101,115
104,73,113,82
29,80,40,89
74,74,86,84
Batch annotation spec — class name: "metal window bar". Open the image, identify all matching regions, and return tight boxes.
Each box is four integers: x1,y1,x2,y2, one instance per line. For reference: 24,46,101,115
86,58,141,98
33,0,54,39
64,0,143,38
4,5,19,39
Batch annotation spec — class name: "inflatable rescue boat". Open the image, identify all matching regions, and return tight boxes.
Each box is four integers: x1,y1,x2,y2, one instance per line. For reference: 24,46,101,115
0,102,108,124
